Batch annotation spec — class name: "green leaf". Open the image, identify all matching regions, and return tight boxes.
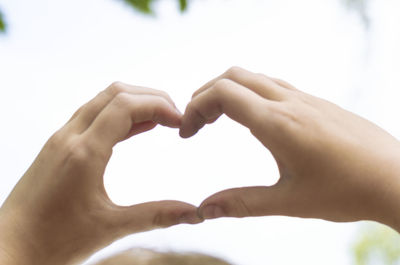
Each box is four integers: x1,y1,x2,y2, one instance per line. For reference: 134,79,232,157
122,0,189,14
179,0,187,12
122,0,155,14
0,10,6,33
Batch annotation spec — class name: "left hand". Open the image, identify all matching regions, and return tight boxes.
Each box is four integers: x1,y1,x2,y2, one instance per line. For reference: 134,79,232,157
0,82,202,265
180,67,400,231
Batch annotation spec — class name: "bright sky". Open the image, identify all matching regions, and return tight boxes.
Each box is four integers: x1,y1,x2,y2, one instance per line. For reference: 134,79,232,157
0,0,399,264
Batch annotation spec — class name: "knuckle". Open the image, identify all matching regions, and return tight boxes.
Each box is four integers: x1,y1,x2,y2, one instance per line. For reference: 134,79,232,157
191,90,199,99
154,97,171,112
209,192,252,218
45,132,107,171
213,78,232,94
112,92,132,107
256,73,270,81
272,103,299,130
68,105,85,122
248,102,286,136
273,77,285,84
232,195,253,217
152,98,173,120
107,81,126,96
67,141,90,161
158,90,171,101
152,212,163,228
65,140,93,167
275,78,297,90
184,100,197,115
152,210,179,228
46,128,77,153
211,192,252,218
142,88,172,102
47,129,65,147
225,66,244,78
155,90,174,106
225,66,243,77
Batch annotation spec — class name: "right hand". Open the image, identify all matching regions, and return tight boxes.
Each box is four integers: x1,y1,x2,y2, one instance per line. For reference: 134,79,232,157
0,82,201,265
180,67,400,232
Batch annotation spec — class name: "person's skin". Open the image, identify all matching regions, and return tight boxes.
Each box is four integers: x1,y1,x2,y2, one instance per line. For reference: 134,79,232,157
180,66,400,233
0,82,202,265
1,67,400,264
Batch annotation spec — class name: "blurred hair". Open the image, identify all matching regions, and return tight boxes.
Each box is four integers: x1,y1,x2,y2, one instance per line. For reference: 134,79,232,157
94,248,233,265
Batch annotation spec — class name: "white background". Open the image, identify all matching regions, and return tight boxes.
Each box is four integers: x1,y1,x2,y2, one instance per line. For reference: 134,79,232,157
0,0,399,264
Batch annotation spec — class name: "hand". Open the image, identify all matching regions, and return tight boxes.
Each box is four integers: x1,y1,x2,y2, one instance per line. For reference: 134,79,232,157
180,67,400,232
0,82,202,265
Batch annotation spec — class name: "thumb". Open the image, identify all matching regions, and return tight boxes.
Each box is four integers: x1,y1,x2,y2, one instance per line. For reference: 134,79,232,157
109,200,203,237
198,185,292,219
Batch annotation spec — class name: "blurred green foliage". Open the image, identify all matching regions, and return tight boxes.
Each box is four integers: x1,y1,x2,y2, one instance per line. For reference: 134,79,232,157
122,0,188,14
353,223,400,265
0,0,188,33
179,0,188,12
0,0,372,34
123,0,154,14
0,10,5,33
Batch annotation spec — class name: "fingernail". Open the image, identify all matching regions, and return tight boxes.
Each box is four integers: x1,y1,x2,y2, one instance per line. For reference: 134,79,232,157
201,205,225,220
179,128,190,138
179,211,203,224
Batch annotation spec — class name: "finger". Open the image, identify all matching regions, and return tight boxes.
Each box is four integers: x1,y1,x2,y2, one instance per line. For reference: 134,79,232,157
67,82,177,133
270,77,297,91
84,93,182,149
180,79,273,138
110,200,203,236
198,185,291,219
192,66,287,101
123,121,157,140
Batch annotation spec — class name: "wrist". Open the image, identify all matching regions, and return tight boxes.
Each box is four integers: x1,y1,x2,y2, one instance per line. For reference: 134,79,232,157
0,212,34,265
371,150,400,233
0,246,17,265
385,176,400,233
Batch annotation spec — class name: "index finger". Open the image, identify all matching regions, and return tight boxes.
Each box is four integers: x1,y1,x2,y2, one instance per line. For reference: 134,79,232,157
192,67,288,101
180,79,273,138
67,82,177,133
84,93,181,150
